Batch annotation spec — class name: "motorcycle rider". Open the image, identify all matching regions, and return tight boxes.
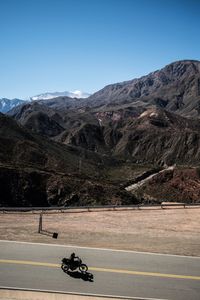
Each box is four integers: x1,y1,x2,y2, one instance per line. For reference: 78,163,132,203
69,252,79,266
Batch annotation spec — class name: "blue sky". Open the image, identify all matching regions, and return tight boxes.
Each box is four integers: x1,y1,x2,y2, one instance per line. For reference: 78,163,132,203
0,0,199,99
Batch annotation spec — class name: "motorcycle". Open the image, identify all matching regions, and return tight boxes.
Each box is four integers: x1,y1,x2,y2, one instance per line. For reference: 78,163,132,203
61,257,88,273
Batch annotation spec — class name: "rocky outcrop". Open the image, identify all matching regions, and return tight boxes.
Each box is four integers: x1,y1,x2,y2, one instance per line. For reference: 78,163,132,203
138,167,200,203
111,108,200,165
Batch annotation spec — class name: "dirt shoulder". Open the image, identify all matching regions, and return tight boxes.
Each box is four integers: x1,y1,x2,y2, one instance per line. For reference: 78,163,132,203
0,207,200,256
0,289,120,300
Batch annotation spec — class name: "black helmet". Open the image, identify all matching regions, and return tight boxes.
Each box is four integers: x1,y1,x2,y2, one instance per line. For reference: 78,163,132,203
71,252,75,257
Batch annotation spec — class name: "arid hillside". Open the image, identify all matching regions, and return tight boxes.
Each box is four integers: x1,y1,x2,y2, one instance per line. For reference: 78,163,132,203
3,60,200,206
0,113,137,207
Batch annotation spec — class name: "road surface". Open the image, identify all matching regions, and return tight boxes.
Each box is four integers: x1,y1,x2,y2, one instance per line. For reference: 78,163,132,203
0,240,200,300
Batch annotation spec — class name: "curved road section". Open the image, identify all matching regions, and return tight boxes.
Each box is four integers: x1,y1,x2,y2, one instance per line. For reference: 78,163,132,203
0,240,200,300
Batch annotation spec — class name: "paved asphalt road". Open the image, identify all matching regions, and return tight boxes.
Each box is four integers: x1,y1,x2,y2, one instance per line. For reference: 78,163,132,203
0,240,200,300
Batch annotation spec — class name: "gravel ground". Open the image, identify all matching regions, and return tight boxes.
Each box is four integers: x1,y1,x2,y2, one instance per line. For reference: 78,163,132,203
0,207,200,256
0,289,120,300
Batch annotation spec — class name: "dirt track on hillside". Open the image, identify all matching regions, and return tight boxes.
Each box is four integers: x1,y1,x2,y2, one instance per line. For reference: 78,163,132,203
0,207,200,256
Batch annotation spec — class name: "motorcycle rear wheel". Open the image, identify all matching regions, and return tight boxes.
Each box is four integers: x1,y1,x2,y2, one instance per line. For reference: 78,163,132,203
79,263,88,273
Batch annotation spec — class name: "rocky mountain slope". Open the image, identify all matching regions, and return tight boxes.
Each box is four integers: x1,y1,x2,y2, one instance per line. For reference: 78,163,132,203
9,102,65,137
86,60,200,117
9,101,200,166
0,113,136,207
109,108,200,165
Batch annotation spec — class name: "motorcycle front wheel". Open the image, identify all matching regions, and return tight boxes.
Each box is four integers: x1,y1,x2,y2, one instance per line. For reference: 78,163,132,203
79,263,88,273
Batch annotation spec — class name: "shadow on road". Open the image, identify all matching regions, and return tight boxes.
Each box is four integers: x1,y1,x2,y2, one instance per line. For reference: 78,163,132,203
64,270,94,282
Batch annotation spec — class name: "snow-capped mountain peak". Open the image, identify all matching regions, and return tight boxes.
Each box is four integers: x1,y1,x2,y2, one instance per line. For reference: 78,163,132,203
0,98,26,113
31,90,90,101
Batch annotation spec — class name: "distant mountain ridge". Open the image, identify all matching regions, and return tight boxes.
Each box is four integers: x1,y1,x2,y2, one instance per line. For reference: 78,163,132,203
0,90,90,113
2,60,200,115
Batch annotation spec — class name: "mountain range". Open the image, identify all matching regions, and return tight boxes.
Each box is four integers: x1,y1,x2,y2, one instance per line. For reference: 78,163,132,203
1,59,200,206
